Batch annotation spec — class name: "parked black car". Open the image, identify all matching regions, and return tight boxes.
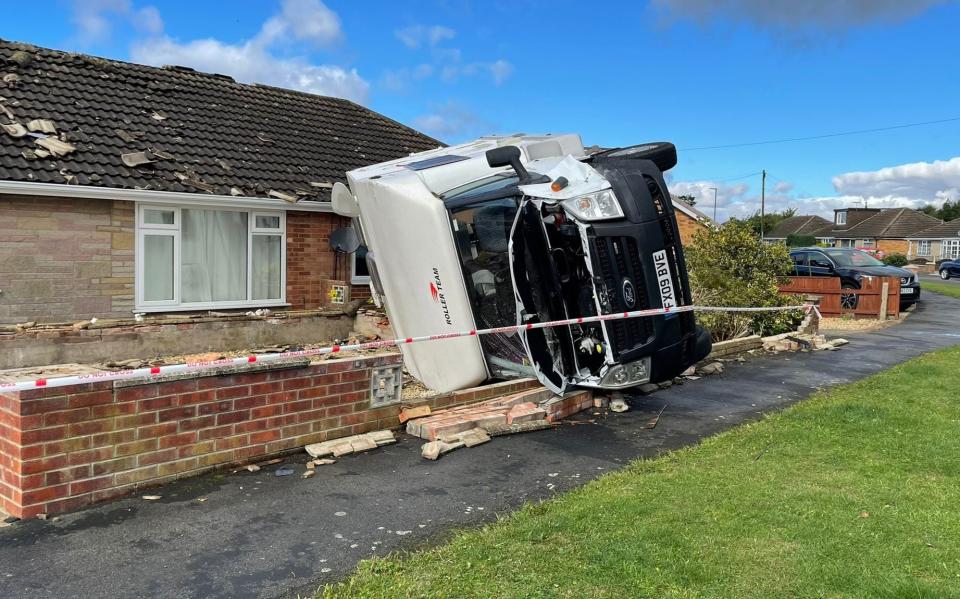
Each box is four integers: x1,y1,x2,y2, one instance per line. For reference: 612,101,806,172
938,258,960,280
789,247,920,309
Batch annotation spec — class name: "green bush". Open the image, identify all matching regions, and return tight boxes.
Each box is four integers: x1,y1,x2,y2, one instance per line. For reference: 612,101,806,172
686,222,804,341
785,233,817,247
882,253,909,267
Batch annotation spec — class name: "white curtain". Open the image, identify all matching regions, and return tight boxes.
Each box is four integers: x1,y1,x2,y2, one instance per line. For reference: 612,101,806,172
181,209,247,302
252,235,282,299
143,235,174,301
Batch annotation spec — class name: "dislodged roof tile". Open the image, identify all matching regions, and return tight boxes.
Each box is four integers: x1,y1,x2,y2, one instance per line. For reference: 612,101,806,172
0,39,442,200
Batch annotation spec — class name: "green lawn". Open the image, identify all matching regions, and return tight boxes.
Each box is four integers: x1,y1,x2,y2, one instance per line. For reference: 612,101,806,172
320,348,960,599
923,280,960,300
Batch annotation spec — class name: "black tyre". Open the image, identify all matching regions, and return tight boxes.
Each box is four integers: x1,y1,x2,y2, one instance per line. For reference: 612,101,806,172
602,142,678,172
940,269,950,280
840,283,859,311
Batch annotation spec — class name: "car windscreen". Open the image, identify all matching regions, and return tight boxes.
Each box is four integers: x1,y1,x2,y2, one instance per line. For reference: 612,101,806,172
823,249,885,267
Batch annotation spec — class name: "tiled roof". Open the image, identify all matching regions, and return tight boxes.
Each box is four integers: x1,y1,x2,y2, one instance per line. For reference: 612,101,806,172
672,197,712,222
765,215,833,238
833,208,941,239
908,218,960,239
0,39,441,200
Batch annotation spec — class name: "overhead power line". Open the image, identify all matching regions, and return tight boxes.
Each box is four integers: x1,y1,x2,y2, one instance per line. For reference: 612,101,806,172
680,116,960,151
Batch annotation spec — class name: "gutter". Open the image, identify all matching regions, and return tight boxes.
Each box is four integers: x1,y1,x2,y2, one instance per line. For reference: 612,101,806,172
0,180,335,213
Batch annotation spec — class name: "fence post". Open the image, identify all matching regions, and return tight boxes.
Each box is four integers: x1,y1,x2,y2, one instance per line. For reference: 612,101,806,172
879,280,889,321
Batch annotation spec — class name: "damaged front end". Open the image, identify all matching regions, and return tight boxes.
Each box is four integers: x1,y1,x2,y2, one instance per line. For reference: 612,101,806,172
448,148,711,395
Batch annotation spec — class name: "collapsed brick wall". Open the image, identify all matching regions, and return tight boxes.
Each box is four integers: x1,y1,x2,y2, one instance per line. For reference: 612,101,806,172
0,356,542,519
0,195,134,324
0,354,406,518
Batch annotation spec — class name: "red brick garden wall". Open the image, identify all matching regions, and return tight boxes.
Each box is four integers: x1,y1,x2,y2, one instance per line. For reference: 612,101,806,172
0,354,404,519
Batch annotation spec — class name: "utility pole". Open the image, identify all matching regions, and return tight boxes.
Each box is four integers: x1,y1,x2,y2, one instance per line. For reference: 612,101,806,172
760,169,766,238
709,187,718,221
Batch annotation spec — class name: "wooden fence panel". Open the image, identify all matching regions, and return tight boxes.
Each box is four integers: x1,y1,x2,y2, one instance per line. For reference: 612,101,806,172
779,276,900,318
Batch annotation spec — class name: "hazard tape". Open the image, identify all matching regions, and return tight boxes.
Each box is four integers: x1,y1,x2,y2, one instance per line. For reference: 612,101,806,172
0,303,811,393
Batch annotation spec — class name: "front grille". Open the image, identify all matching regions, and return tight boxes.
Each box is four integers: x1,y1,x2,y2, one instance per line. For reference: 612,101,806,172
592,236,653,357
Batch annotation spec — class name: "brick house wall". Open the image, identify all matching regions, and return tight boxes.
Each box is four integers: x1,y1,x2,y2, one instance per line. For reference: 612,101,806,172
877,239,909,255
0,196,134,325
676,211,708,246
0,198,367,324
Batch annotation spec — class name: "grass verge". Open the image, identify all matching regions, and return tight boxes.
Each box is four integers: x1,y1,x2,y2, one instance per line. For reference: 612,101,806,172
922,280,960,300
320,347,960,598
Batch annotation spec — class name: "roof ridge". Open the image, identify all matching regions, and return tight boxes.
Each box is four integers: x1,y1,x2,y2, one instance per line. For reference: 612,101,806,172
875,207,905,238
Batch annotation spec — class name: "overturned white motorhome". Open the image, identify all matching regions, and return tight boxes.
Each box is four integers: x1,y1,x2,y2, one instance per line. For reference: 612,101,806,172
332,134,711,393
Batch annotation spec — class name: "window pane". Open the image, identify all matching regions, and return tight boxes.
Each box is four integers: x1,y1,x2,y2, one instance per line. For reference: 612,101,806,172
354,245,370,278
181,209,248,302
144,235,174,301
144,209,175,225
255,215,280,229
252,235,282,300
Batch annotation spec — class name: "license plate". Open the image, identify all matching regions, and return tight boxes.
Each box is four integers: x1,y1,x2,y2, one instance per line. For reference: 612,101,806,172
652,249,677,309
901,287,914,295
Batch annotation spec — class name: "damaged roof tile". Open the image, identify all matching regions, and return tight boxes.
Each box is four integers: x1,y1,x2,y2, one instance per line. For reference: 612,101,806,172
0,39,441,199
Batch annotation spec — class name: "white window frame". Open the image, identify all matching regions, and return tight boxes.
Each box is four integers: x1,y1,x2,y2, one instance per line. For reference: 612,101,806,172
835,211,847,225
917,240,931,257
859,239,876,248
135,204,287,312
943,239,960,260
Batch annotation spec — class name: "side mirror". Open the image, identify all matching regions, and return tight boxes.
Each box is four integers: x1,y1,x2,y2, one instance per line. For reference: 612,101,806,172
331,182,360,218
485,145,534,184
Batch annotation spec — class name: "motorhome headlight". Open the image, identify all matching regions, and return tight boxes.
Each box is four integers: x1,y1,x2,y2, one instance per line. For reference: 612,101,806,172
561,189,623,221
600,358,651,388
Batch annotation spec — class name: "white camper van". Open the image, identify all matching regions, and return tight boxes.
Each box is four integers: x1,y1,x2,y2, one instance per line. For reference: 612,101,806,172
332,134,711,394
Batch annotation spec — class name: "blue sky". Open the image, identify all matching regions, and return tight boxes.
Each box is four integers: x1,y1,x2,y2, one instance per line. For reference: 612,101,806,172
4,0,960,220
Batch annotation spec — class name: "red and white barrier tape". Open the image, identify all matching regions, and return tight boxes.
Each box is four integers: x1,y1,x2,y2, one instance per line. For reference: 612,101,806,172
0,303,811,393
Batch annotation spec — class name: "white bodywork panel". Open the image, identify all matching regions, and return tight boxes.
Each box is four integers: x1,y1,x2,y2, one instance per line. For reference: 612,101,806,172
344,134,587,393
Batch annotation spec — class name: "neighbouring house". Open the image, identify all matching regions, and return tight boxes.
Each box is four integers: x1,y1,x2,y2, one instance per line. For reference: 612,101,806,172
670,197,713,245
763,214,834,244
0,39,441,368
764,207,941,255
906,218,960,262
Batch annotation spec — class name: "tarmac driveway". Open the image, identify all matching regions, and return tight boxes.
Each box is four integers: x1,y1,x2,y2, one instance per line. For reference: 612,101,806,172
2,292,959,599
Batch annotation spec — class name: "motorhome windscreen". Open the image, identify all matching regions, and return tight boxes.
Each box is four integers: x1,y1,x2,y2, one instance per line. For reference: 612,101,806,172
449,198,532,378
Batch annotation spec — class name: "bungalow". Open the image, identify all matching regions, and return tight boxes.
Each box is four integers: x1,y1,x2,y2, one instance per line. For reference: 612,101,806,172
764,207,941,255
0,40,441,367
670,197,713,245
824,207,940,254
764,214,834,244
906,218,960,262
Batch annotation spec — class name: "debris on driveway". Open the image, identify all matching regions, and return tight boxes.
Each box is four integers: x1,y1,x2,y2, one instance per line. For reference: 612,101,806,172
304,430,396,458
762,332,849,353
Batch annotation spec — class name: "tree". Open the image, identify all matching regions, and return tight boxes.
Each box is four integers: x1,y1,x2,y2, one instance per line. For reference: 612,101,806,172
674,194,697,206
917,200,960,221
686,221,804,341
728,208,797,237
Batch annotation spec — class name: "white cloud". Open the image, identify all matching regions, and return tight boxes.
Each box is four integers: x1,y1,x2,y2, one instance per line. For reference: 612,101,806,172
128,0,367,103
381,63,435,93
670,156,960,222
395,25,456,48
413,102,489,140
832,157,960,205
71,0,160,44
488,59,514,85
257,0,342,47
651,0,948,32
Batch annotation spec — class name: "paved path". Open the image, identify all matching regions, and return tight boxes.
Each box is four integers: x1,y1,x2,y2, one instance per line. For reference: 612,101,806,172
2,293,959,599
